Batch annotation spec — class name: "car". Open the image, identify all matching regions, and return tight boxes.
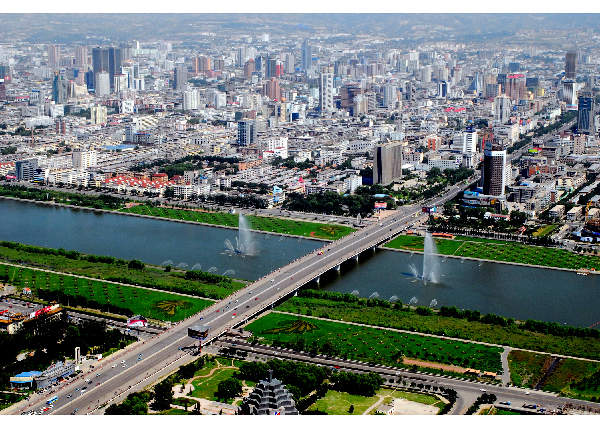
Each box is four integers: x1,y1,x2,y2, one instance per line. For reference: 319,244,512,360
334,365,340,369
121,360,125,364
82,387,87,390
246,305,250,308
255,297,258,300
96,373,100,377
480,388,486,392
235,300,238,303
112,364,117,368
233,313,236,316
276,287,280,290
499,401,511,405
67,394,72,398
216,309,220,312
234,307,238,310
271,279,275,282
525,391,530,395
395,371,401,375
225,305,229,308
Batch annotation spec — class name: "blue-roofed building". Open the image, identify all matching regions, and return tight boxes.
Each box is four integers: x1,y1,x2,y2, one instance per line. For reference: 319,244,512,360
10,371,42,389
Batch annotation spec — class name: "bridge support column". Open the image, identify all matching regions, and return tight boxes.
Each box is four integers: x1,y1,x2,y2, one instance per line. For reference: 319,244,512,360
334,264,341,271
313,276,321,283
370,246,376,251
352,255,359,261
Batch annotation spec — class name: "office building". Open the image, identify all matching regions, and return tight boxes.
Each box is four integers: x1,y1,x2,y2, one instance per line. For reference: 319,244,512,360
437,80,447,98
482,141,507,196
47,45,61,67
373,140,403,185
565,51,577,79
577,90,595,134
0,79,6,101
52,71,68,104
90,105,107,125
173,65,187,90
506,74,525,102
92,47,122,90
15,158,39,181
237,120,256,146
493,95,511,123
244,59,255,77
462,126,478,154
562,80,577,106
194,56,210,74
319,73,334,112
382,84,398,109
301,40,312,70
263,78,280,100
95,71,110,96
114,73,128,93
485,83,501,99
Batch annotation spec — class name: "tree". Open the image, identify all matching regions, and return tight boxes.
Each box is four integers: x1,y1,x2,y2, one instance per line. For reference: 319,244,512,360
216,378,242,402
152,378,174,410
128,259,145,270
348,404,354,414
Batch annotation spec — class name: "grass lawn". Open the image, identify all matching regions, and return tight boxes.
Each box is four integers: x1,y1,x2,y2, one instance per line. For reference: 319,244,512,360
533,224,559,237
384,234,600,271
245,313,503,373
306,390,379,415
155,408,193,415
5,265,212,322
384,389,441,405
276,296,600,361
187,365,240,402
120,205,354,240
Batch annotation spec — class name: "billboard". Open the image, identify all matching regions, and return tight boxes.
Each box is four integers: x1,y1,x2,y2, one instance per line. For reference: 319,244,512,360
188,325,209,340
127,315,148,328
422,206,437,213
29,305,54,319
374,202,387,209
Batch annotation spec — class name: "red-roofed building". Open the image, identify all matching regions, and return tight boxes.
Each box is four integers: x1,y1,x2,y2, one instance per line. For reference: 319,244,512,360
151,173,168,182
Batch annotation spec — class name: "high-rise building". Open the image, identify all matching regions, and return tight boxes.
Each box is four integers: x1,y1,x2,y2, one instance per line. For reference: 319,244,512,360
92,47,122,90
493,95,511,123
243,59,255,78
0,79,6,101
194,56,211,74
319,73,334,112
90,105,107,125
95,71,110,96
562,80,577,106
506,74,525,102
373,140,403,185
301,40,312,70
565,51,577,79
577,90,595,134
263,78,280,100
437,81,448,98
382,84,398,109
72,148,97,170
284,53,295,74
482,141,507,196
52,71,68,104
173,65,187,90
462,126,478,154
47,45,61,67
114,74,128,93
485,83,501,98
119,43,133,61
74,46,88,70
237,120,256,146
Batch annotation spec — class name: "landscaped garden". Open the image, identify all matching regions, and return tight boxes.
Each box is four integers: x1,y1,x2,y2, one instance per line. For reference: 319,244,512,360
384,234,600,271
244,312,504,373
4,264,212,322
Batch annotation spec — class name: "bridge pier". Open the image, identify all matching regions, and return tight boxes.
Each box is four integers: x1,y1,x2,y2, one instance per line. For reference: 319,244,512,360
370,246,376,251
352,255,359,261
333,264,341,271
313,275,321,283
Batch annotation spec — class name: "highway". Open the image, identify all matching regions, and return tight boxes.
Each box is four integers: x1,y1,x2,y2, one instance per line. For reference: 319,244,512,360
9,175,479,416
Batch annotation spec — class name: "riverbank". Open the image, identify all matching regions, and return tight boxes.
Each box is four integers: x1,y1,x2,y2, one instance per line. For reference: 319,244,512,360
0,195,346,242
383,234,600,274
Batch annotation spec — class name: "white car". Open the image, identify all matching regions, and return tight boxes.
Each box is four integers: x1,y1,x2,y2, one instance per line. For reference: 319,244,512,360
525,391,530,395
112,364,117,368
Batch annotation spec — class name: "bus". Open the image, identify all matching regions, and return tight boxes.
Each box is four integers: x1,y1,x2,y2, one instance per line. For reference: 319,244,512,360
46,396,58,405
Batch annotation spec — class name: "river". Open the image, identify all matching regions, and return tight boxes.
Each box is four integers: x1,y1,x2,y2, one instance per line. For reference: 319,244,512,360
0,198,598,327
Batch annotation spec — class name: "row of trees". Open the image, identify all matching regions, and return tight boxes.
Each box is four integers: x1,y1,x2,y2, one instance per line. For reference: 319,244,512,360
35,288,135,317
0,184,125,210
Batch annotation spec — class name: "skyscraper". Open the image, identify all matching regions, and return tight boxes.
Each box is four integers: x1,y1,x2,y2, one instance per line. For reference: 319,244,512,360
237,120,256,146
319,73,334,112
577,90,595,134
482,141,507,196
92,47,122,90
373,141,403,185
263,78,280,100
194,56,211,74
52,71,68,104
0,79,6,101
506,74,525,102
95,71,110,96
301,40,312,70
462,126,478,154
173,65,187,90
74,46,88,70
493,95,511,123
47,45,61,67
565,51,577,79
382,84,398,109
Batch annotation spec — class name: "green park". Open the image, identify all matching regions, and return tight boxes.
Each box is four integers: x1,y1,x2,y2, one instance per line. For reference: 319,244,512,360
120,204,354,239
244,312,504,373
3,264,212,322
385,234,600,271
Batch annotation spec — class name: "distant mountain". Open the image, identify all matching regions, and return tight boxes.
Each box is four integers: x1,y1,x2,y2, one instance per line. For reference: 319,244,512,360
0,14,596,44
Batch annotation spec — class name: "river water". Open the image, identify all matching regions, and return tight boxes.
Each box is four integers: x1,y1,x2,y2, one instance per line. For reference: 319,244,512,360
0,198,598,327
